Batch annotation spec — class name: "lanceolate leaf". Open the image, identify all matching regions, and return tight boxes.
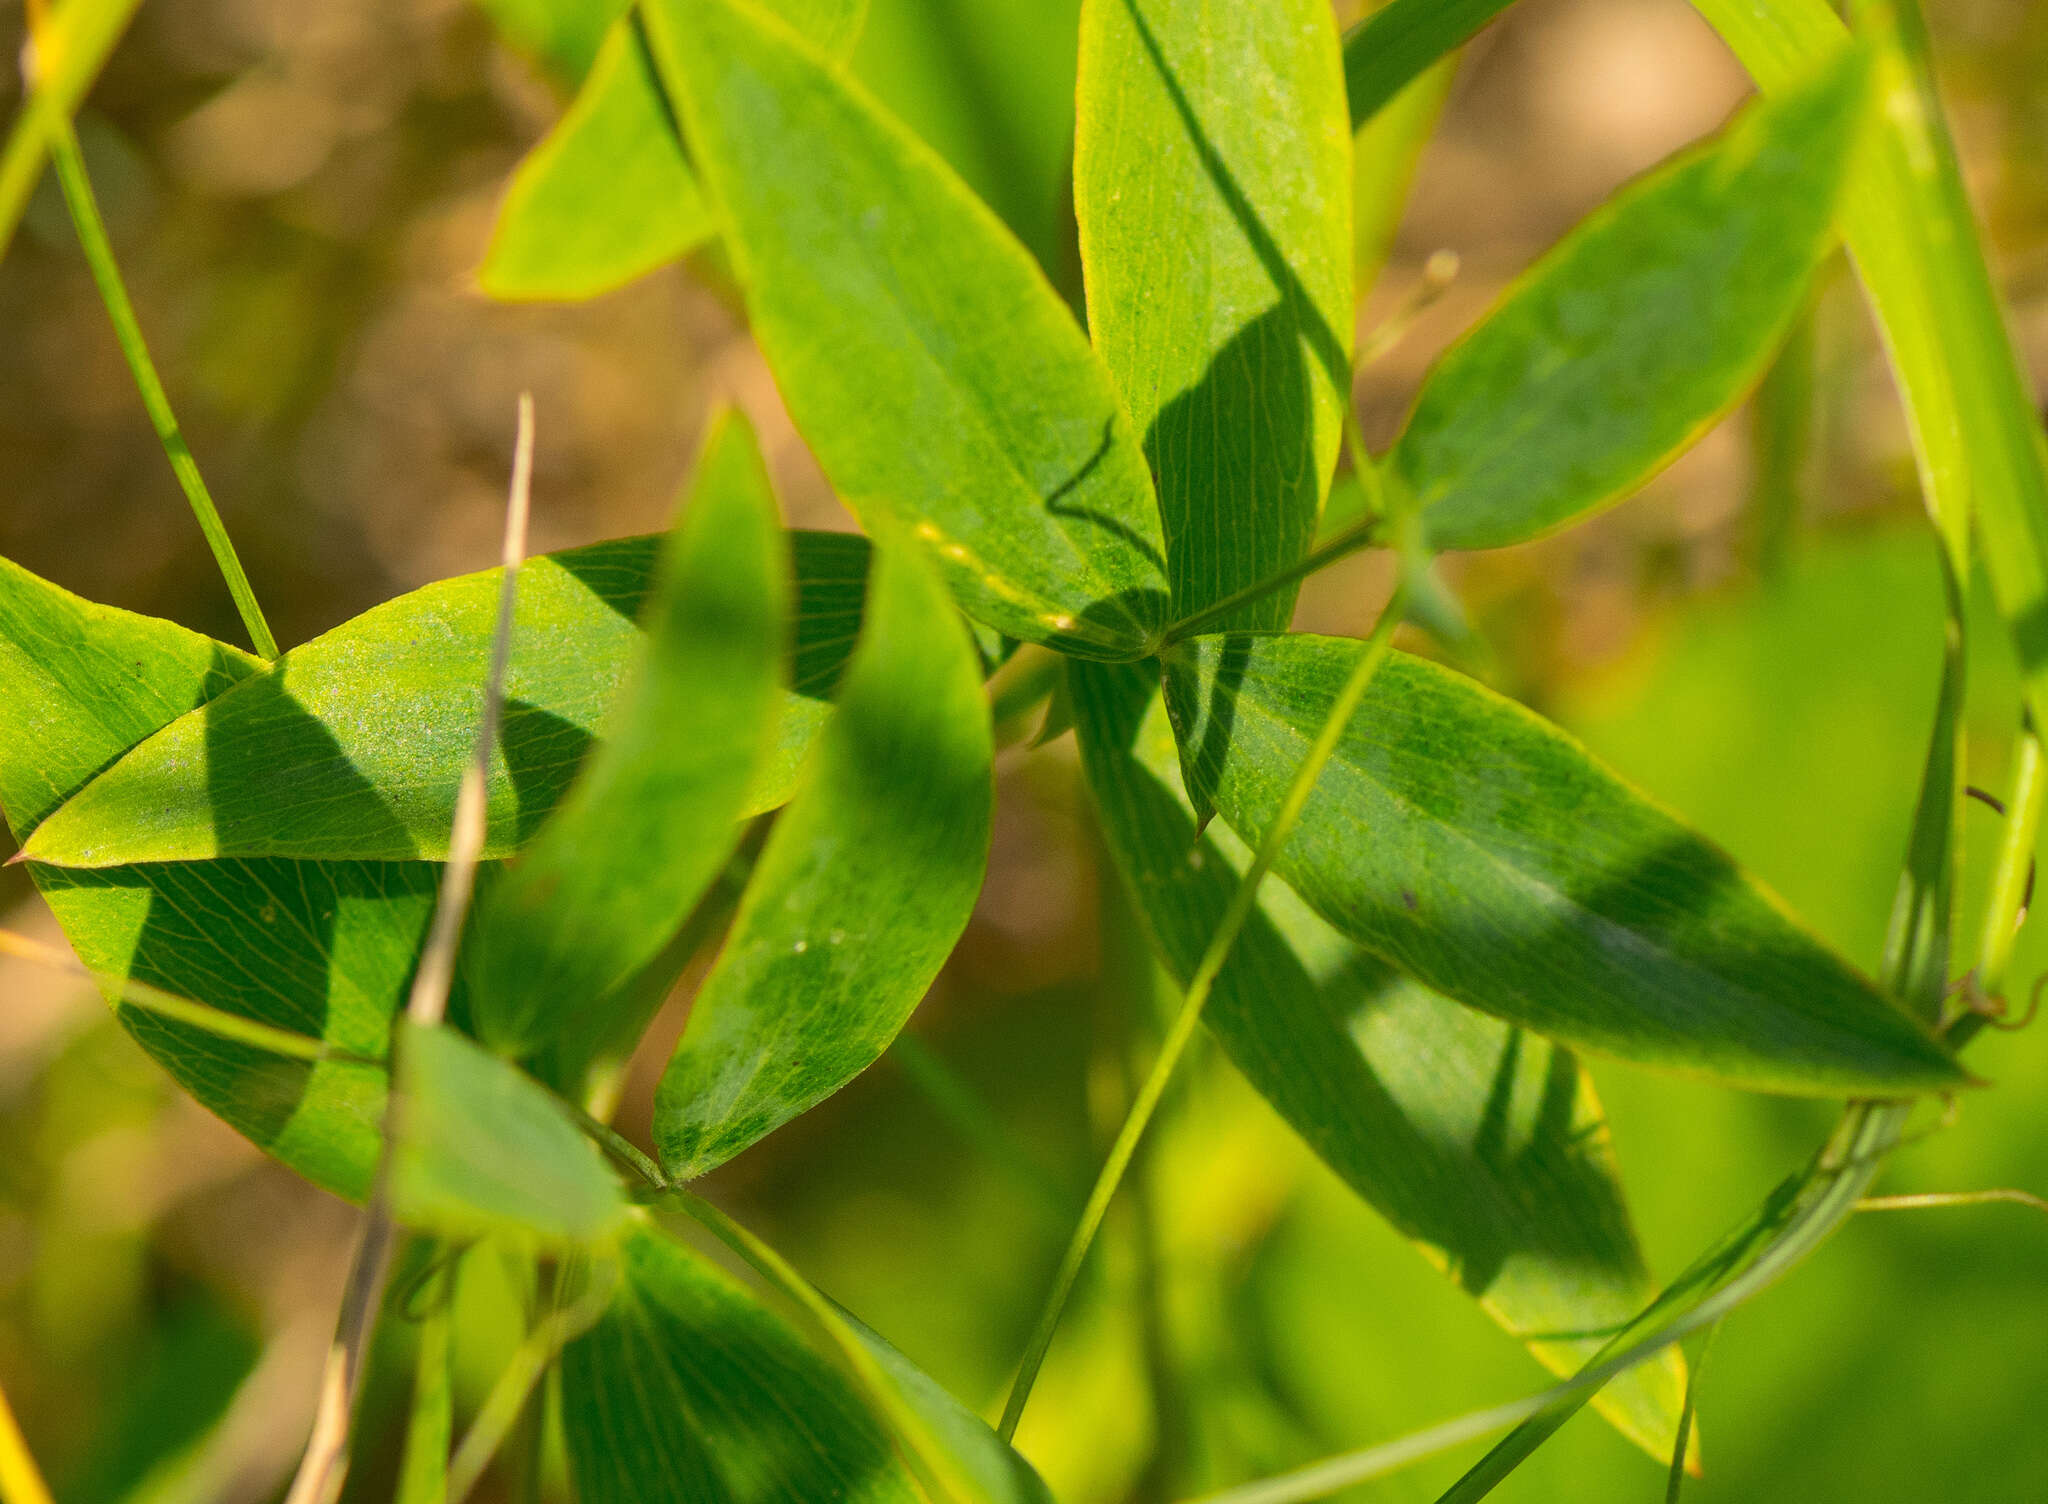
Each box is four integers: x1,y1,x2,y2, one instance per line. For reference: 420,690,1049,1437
1075,0,1352,633
466,411,785,1056
1343,0,1514,130
1070,660,1686,1460
24,531,871,869
1161,633,1965,1096
0,553,427,1199
560,1221,922,1504
1394,51,1867,552
389,1022,628,1247
479,0,870,303
479,16,714,302
642,0,1170,661
654,542,992,1179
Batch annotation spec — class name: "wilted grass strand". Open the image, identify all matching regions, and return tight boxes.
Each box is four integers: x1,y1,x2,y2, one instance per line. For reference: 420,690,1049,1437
998,577,1413,1443
283,397,534,1504
46,118,279,659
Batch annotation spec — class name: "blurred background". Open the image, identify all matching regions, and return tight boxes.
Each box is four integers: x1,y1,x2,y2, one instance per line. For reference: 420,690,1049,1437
1,0,2045,1500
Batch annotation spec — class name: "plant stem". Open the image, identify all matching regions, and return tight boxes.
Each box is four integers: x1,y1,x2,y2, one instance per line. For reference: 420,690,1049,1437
998,575,1413,1443
46,118,279,659
1662,1320,1718,1503
1972,726,2043,1001
1,0,146,262
1158,517,1383,648
0,1379,54,1504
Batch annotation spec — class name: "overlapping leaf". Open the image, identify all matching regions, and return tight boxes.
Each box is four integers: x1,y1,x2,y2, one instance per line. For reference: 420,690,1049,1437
0,553,423,1198
561,1221,923,1504
1161,632,1964,1095
479,0,870,302
23,531,870,869
654,542,991,1179
1075,0,1351,632
389,1022,629,1247
642,0,1169,660
1393,51,1867,551
1070,659,1685,1459
466,411,785,1056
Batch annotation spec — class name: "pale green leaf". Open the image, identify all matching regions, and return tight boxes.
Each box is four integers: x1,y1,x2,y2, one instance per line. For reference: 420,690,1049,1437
1162,632,1965,1095
22,531,870,869
1070,659,1686,1460
1075,0,1352,632
1395,52,1867,552
390,1022,628,1247
642,0,1169,660
654,541,992,1178
466,410,785,1056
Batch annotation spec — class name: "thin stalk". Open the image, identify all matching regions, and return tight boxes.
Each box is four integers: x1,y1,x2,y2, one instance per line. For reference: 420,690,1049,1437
1,0,146,261
283,397,534,1504
1662,1320,1718,1503
1973,727,2043,1000
0,1379,54,1504
998,576,1413,1442
45,119,278,659
0,927,361,1062
1856,1188,2048,1217
1157,518,1383,648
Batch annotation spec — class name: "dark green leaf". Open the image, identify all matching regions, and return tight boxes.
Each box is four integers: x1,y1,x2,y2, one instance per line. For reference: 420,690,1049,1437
1161,632,1965,1095
560,1220,922,1504
1395,52,1867,552
1075,0,1351,632
1343,0,1514,130
654,542,992,1178
478,1,870,303
466,410,785,1056
642,0,1169,660
0,552,429,1198
389,1022,628,1247
1070,659,1685,1459
22,531,871,869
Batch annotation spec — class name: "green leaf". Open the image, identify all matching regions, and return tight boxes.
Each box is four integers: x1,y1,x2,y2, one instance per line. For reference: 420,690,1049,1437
394,1256,454,1504
389,1022,628,1247
1394,51,1867,552
1075,0,1351,633
478,16,714,302
0,552,430,1199
1343,0,1513,130
466,410,785,1056
1161,632,1965,1096
560,1220,922,1504
473,0,625,87
1689,0,2048,776
478,0,870,303
1069,659,1685,1461
642,0,1169,661
22,531,871,869
654,541,992,1178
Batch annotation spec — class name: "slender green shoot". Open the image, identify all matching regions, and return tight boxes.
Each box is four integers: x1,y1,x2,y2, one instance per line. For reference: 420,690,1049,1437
1856,1189,2048,1217
394,1253,456,1504
46,119,279,659
999,572,1414,1443
0,926,355,1062
1,0,146,261
1971,728,2044,1002
0,1377,54,1504
1663,1321,1718,1502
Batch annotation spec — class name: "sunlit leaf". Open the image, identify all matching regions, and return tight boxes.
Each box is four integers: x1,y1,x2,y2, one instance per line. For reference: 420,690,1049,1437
389,1022,628,1247
1070,659,1686,1459
642,0,1169,660
560,1220,922,1504
23,531,870,869
478,0,869,303
1396,51,1867,551
466,410,785,1056
1075,0,1351,632
654,542,992,1178
1161,632,1965,1095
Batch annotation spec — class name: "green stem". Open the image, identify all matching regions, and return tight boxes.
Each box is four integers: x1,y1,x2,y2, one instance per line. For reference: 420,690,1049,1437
1159,516,1383,648
1972,728,2044,1001
0,0,146,262
47,120,279,659
0,1378,54,1504
998,576,1413,1443
1662,1320,1718,1503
